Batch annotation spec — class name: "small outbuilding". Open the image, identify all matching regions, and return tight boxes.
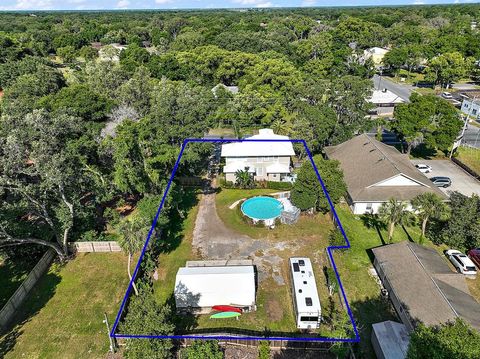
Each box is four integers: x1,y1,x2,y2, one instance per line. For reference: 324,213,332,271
174,260,256,314
371,321,409,359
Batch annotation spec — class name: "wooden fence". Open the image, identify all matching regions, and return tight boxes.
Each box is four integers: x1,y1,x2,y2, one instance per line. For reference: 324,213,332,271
0,249,55,333
69,241,121,253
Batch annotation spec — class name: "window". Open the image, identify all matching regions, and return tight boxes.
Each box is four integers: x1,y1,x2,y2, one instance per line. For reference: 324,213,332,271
299,260,305,266
300,316,318,322
366,203,373,213
305,297,313,306
263,156,271,161
256,167,264,176
473,109,478,116
293,263,300,272
257,157,263,163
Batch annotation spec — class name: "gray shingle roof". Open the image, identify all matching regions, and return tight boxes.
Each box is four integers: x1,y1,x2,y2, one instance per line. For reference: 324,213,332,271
373,241,480,331
324,134,447,202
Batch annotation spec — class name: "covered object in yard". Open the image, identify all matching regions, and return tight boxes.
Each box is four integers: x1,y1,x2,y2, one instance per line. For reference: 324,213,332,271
174,264,256,313
371,321,409,359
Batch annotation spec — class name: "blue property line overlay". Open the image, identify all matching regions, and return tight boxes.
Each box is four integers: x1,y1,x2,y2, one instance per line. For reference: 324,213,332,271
110,138,360,343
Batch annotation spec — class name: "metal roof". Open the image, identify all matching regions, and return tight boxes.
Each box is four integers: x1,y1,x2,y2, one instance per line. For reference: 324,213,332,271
221,129,295,157
174,265,256,308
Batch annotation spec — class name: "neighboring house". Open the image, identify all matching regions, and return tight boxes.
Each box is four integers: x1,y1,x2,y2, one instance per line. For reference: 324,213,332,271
174,260,256,314
371,321,409,359
372,241,480,332
221,129,295,183
460,95,480,121
368,88,405,116
363,47,390,66
324,134,446,214
211,83,239,98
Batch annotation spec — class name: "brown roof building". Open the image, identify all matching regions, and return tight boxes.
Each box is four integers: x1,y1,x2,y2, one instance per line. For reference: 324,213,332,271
373,241,480,332
324,134,446,214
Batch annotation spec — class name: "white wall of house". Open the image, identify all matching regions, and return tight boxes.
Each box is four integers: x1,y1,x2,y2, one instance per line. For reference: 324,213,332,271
352,201,414,215
224,156,291,183
461,99,480,120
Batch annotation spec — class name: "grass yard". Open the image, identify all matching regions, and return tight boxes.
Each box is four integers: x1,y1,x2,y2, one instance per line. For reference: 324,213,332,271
0,253,130,359
456,146,480,175
153,192,201,305
0,251,44,308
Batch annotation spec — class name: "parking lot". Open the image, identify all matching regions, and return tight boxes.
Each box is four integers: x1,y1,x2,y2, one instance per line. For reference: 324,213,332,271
411,160,480,197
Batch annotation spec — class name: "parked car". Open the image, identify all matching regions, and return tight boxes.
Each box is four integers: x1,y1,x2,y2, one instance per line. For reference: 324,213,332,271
467,248,480,269
430,176,451,188
442,92,453,99
445,249,477,277
415,164,432,173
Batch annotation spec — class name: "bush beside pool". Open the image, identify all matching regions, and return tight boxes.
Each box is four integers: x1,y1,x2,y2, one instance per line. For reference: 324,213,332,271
241,196,284,221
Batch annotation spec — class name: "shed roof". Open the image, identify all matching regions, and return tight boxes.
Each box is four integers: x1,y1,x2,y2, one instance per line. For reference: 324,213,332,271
324,134,446,202
372,242,480,331
369,89,405,105
221,129,295,157
372,321,409,359
174,265,256,308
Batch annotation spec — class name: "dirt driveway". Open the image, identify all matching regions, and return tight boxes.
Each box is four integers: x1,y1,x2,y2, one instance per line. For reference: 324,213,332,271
192,192,306,285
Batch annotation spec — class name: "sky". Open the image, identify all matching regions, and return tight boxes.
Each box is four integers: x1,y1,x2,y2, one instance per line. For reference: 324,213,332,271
0,0,476,11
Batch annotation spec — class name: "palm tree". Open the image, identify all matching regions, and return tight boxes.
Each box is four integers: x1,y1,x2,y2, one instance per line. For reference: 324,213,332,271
117,218,148,296
378,198,409,243
235,167,254,189
411,192,447,238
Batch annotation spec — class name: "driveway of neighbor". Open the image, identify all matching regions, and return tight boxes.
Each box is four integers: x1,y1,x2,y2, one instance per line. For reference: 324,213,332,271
411,159,480,197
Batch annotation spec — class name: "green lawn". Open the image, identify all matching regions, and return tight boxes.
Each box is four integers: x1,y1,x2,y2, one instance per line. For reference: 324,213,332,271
154,194,201,305
456,146,480,175
0,251,44,308
0,253,130,359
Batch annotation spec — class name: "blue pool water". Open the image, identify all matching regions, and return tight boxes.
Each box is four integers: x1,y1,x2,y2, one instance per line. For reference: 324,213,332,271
241,196,284,220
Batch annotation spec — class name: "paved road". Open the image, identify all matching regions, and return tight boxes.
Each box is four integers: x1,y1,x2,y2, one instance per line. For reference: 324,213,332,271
463,125,480,148
373,74,413,102
411,159,480,197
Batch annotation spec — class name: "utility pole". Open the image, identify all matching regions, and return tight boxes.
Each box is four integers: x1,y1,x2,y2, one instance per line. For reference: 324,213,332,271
103,312,116,353
450,96,476,158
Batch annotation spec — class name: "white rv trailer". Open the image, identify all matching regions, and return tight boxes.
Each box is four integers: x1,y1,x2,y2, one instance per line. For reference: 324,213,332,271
289,257,322,329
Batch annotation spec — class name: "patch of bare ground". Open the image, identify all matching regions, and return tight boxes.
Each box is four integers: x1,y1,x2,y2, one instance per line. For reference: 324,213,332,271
266,298,283,322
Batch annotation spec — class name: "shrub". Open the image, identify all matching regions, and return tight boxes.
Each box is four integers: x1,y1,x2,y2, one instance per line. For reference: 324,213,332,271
266,181,293,190
183,340,223,359
324,267,339,294
258,341,270,359
329,229,346,248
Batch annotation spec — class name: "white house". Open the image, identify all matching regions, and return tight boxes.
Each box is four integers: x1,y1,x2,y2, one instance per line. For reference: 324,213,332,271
368,88,405,116
211,83,239,97
461,97,480,121
363,47,390,66
324,134,447,214
221,129,295,183
174,261,256,313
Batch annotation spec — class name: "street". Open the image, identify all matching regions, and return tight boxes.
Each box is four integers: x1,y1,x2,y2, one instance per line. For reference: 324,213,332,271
463,124,480,148
373,74,413,102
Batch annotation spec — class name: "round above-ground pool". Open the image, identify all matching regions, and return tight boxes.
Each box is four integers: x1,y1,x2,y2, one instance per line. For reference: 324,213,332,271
241,196,284,221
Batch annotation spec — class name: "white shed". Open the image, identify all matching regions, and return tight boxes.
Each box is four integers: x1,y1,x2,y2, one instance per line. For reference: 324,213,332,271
174,265,256,313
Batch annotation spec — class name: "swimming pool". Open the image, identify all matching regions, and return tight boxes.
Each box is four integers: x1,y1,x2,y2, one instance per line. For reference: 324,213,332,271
241,196,284,221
